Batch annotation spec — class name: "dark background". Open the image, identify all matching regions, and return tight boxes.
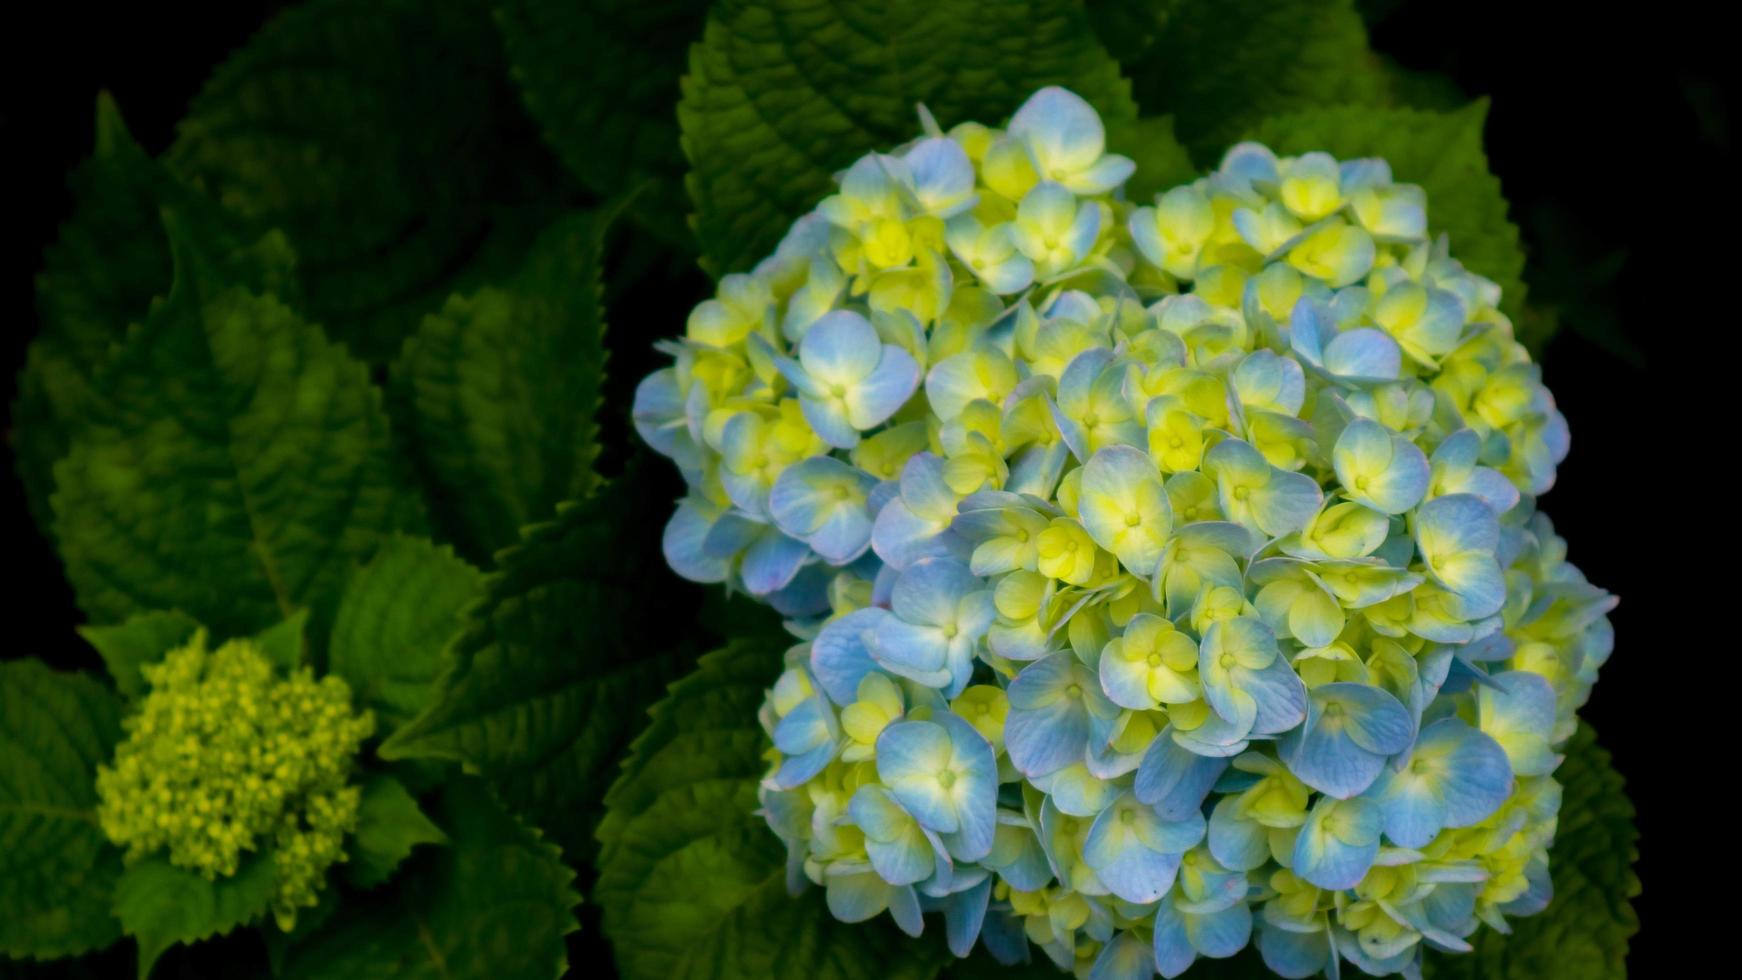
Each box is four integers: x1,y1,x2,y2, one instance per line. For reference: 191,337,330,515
5,1,1724,974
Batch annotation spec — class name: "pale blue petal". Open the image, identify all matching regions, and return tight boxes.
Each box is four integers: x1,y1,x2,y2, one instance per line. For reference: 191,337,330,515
800,309,881,382
847,345,922,429
1323,328,1401,381
892,557,979,625
810,608,889,704
1207,797,1270,871
877,720,959,832
801,394,862,450
662,499,729,583
1153,899,1197,979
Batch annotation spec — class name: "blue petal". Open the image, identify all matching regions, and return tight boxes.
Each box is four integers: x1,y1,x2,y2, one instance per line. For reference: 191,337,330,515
943,876,992,957
1186,901,1253,960
1257,924,1331,979
1153,899,1197,979
891,557,979,625
1207,797,1270,871
935,712,999,863
877,721,958,832
1135,731,1230,820
1323,328,1401,381
810,607,890,705
662,498,729,583
1090,934,1156,980
1291,797,1380,890
741,527,810,595
1084,793,1186,903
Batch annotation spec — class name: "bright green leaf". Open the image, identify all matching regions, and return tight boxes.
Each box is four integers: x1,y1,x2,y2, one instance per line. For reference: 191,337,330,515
0,661,125,961
345,774,448,890
50,220,417,641
596,643,941,980
1423,724,1639,980
392,210,612,563
493,0,707,246
15,94,296,536
275,779,578,979
680,0,1136,277
112,851,277,979
378,460,708,862
77,611,202,702
328,535,484,735
1246,101,1529,325
166,0,571,361
1128,0,1386,159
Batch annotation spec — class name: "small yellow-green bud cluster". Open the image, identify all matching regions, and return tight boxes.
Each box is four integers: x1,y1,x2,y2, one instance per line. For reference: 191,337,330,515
96,632,375,928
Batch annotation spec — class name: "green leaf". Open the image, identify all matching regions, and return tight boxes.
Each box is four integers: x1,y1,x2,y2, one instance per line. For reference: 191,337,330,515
15,94,296,536
1107,114,1198,202
680,0,1136,277
252,609,310,674
50,220,417,641
1423,724,1639,980
378,460,709,862
275,779,578,979
1126,0,1386,159
328,535,485,735
77,611,202,701
345,774,448,890
112,851,277,979
0,661,125,961
493,0,708,246
1245,101,1530,324
595,643,939,980
392,210,613,562
166,0,572,361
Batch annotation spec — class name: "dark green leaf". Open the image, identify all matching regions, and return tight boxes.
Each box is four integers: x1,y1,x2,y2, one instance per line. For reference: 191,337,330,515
275,779,578,979
167,0,573,361
494,0,708,246
0,661,125,961
1127,0,1386,159
112,851,277,979
680,0,1136,276
252,610,310,674
1246,101,1530,325
328,536,484,735
51,219,416,641
344,774,447,890
391,210,613,562
596,644,940,980
378,460,709,862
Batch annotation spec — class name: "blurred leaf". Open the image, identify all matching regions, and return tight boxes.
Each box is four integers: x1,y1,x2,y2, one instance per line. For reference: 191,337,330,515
494,0,708,247
113,852,276,979
274,779,578,979
1247,101,1530,325
77,611,202,701
0,661,125,962
680,0,1136,277
391,210,613,563
167,0,574,361
344,774,448,890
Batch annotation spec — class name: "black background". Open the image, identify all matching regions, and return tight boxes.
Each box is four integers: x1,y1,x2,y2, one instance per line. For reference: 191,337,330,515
5,1,1725,974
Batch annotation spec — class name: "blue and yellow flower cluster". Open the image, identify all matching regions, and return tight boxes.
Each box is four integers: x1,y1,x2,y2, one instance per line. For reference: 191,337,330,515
635,87,1613,978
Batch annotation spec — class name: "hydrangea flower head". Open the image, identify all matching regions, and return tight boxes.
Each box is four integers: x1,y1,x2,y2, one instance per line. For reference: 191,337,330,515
636,86,1613,978
96,631,375,929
